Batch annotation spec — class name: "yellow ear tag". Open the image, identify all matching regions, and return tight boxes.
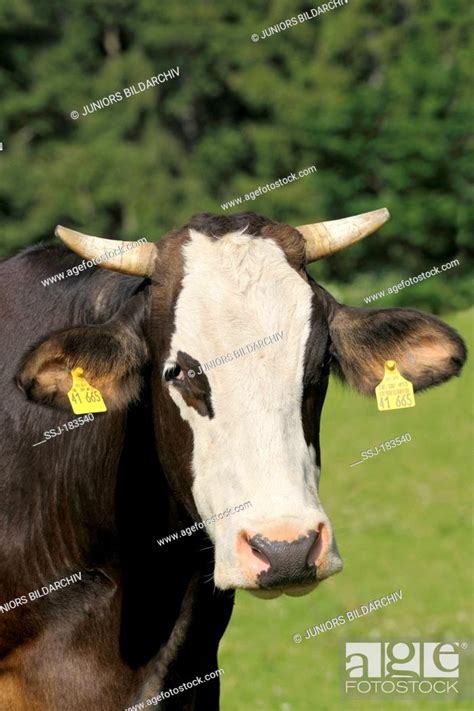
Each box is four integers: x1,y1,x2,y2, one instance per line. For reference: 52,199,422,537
375,360,415,411
67,368,107,415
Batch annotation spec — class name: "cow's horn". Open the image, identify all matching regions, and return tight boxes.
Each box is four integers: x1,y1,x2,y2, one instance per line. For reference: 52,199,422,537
297,208,390,263
55,226,157,277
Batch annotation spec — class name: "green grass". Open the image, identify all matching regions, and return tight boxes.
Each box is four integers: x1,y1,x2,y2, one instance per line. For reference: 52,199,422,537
220,308,473,711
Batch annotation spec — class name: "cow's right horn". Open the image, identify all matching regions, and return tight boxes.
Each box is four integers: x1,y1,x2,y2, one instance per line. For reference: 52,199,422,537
55,226,158,277
297,208,390,263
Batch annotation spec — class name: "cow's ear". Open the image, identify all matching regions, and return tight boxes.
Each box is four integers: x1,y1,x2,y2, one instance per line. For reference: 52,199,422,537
17,295,149,411
328,305,467,395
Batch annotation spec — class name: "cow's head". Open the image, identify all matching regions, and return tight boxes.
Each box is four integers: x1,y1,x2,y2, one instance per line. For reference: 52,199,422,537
18,210,466,597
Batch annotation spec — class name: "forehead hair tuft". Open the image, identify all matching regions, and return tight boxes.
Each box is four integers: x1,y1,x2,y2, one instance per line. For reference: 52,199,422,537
185,212,305,269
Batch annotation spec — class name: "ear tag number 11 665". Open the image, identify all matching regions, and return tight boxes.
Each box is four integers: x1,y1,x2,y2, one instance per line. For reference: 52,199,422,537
67,368,107,415
375,360,415,412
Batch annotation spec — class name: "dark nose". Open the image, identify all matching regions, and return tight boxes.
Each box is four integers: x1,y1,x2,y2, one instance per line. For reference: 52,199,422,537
248,530,319,588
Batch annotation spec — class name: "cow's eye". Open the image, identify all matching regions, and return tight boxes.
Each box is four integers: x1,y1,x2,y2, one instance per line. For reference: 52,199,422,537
164,364,184,382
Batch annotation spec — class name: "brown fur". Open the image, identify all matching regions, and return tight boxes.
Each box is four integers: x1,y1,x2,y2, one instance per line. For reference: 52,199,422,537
16,294,149,412
2,212,467,711
329,305,467,394
186,212,306,269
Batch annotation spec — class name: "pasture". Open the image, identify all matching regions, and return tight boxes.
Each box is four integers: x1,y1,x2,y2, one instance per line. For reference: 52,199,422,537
220,308,473,711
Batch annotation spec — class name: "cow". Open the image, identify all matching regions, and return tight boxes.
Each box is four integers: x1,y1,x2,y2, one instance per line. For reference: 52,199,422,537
0,209,466,710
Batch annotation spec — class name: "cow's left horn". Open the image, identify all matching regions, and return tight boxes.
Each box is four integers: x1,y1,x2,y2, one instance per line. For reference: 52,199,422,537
297,208,390,263
55,226,157,277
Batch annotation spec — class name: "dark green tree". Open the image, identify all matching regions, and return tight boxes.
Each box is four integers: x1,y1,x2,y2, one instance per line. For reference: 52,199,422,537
0,0,472,309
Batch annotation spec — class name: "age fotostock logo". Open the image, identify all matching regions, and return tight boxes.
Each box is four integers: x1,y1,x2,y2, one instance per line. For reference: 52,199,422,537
343,641,470,697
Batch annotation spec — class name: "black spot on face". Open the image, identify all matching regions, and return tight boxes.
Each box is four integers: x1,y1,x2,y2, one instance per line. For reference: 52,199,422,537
165,351,214,418
303,286,332,387
300,282,334,464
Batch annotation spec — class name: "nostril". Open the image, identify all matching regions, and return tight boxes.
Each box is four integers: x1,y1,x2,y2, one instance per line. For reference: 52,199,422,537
306,525,324,567
250,544,271,570
236,531,272,577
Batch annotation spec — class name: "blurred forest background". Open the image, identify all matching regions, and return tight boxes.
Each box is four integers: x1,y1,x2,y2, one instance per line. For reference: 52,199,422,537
0,0,472,312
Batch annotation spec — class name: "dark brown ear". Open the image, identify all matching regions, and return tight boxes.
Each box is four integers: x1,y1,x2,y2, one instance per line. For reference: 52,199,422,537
17,296,149,412
328,305,467,395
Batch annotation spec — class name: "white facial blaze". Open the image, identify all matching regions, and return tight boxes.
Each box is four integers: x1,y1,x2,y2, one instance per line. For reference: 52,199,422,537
168,229,342,591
